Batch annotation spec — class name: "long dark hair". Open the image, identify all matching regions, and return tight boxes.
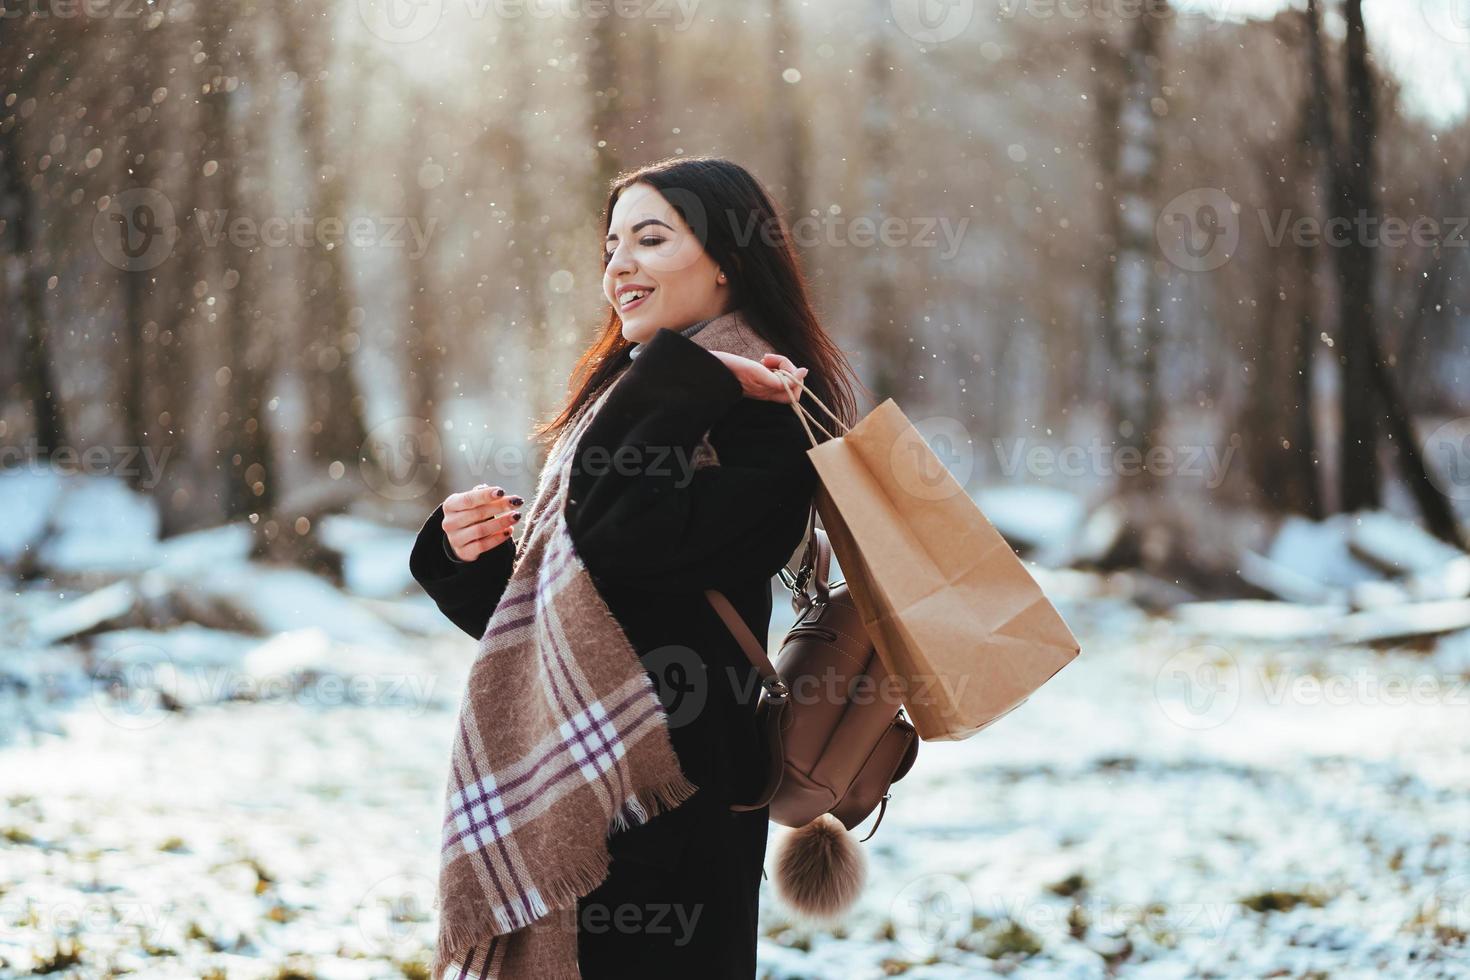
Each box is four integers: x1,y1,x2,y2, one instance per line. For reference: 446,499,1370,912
533,156,866,446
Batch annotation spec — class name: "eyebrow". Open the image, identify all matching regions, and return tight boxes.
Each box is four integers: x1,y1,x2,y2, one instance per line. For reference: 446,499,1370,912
605,217,673,244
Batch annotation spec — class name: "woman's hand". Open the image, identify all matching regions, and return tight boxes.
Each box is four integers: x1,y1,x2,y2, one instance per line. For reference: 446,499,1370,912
441,484,524,561
708,350,809,404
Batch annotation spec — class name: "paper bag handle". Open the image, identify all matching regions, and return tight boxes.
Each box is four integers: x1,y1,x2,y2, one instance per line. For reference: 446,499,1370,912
772,369,848,610
774,369,849,448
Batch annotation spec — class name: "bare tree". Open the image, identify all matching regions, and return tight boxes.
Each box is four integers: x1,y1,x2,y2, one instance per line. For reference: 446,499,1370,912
399,102,449,506
499,18,554,414
0,125,64,455
275,0,369,474
198,5,275,520
586,13,626,199
1319,0,1464,546
767,0,810,221
860,0,904,402
0,32,67,455
1243,135,1320,516
1332,0,1380,511
1101,4,1168,490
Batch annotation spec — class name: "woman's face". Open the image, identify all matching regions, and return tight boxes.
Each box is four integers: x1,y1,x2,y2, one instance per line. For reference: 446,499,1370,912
602,181,731,344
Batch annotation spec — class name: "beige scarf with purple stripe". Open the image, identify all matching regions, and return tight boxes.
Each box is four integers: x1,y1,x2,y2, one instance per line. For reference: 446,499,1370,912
431,311,771,979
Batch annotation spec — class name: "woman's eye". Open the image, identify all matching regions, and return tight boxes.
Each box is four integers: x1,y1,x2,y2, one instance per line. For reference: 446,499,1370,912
603,236,666,262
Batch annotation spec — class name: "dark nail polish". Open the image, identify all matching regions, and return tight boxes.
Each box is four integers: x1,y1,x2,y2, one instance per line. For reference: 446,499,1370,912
510,496,524,506
512,511,523,522
495,488,505,497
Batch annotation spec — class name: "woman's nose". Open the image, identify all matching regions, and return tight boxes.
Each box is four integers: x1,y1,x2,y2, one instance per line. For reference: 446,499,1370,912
605,241,637,278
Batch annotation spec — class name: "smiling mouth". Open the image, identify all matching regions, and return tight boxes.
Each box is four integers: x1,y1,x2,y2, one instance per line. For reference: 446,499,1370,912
619,287,654,312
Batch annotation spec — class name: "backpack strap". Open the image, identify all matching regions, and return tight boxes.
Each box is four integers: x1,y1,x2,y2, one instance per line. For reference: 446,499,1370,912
778,513,834,612
704,588,789,812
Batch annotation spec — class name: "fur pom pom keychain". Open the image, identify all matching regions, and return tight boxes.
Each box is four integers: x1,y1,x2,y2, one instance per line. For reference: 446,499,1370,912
771,814,868,919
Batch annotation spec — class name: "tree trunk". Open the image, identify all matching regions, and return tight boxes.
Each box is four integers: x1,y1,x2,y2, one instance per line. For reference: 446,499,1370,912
115,41,160,490
1363,328,1468,547
200,9,276,520
1333,0,1381,511
768,0,810,222
275,0,368,473
1312,0,1463,546
500,17,553,417
587,14,625,200
0,127,64,454
399,109,449,505
861,0,904,403
1104,6,1167,491
1244,140,1320,516
1091,34,1123,416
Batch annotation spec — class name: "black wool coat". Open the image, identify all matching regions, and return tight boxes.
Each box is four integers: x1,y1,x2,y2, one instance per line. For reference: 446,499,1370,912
409,325,819,979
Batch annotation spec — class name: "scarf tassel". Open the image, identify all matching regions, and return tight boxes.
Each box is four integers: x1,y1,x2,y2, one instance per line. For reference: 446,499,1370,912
432,773,701,980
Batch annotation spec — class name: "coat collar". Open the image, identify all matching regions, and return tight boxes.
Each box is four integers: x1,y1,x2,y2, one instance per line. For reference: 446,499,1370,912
673,307,777,363
626,307,778,364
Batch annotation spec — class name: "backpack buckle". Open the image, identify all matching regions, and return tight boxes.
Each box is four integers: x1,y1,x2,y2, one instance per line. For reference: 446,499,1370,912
779,561,816,614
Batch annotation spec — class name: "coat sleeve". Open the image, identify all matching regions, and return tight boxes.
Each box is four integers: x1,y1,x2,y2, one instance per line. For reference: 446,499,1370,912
564,326,819,593
408,502,518,639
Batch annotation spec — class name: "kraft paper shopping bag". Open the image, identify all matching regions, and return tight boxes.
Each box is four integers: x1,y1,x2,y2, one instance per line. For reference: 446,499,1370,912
786,388,1080,742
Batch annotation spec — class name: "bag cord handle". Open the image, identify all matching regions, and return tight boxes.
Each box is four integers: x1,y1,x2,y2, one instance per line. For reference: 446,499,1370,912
704,588,788,812
704,371,848,813
774,368,849,449
773,368,845,609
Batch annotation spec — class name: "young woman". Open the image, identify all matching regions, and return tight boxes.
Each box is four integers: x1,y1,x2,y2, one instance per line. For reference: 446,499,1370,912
410,156,861,978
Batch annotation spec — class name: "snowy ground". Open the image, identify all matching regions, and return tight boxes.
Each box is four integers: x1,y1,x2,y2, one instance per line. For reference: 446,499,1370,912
2,504,1469,977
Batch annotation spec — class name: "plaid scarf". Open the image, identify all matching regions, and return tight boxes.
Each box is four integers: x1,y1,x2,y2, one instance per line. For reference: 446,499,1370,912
432,310,772,979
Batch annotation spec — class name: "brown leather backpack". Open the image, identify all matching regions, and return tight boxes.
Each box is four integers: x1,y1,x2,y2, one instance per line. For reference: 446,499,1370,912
705,513,918,841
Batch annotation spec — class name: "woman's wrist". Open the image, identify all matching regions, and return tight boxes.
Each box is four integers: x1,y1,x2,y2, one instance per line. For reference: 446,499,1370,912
442,531,469,564
707,350,808,403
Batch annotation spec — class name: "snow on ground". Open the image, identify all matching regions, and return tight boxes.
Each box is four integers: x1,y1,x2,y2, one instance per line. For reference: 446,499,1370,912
758,592,1470,979
3,571,1469,978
